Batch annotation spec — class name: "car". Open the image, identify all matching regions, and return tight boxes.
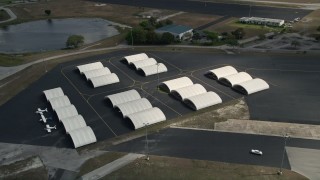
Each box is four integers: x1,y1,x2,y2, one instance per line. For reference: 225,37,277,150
250,149,263,155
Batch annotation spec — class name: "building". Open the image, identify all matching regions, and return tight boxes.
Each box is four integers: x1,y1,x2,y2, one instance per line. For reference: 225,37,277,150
155,24,193,40
239,17,284,27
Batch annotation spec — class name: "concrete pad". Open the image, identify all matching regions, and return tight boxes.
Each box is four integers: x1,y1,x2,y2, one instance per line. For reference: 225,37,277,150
286,147,320,180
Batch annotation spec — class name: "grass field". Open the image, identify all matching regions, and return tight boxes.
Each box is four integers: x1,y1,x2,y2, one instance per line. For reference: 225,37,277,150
105,155,306,180
293,9,320,34
169,12,222,29
206,18,284,38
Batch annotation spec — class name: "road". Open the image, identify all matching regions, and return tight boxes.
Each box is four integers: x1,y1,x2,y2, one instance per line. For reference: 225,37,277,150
109,128,320,168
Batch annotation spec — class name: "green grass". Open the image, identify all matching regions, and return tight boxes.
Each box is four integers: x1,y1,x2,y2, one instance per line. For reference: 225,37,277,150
77,152,126,177
0,54,26,66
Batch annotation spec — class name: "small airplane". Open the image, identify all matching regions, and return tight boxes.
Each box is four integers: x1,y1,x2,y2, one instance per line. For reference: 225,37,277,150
35,108,48,115
44,124,56,133
39,114,52,123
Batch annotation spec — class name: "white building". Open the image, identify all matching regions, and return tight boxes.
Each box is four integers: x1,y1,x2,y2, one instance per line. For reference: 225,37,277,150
239,17,284,27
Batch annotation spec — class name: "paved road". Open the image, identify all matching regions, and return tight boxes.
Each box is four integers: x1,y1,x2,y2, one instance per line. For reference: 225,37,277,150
0,7,17,24
89,0,312,20
109,128,320,168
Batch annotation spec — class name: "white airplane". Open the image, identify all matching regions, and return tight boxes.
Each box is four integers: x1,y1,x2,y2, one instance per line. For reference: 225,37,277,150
44,124,56,133
35,108,48,115
39,114,50,123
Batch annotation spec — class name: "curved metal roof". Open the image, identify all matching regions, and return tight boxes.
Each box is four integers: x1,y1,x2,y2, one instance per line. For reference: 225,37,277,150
160,77,193,92
105,89,141,107
127,107,166,129
131,58,157,70
69,126,97,148
115,98,153,118
123,53,149,64
55,105,78,121
219,72,253,87
139,63,168,76
83,67,111,80
207,66,238,80
48,95,71,111
60,115,87,134
77,62,104,74
171,84,207,100
184,91,222,110
233,78,269,95
43,87,64,101
90,73,120,88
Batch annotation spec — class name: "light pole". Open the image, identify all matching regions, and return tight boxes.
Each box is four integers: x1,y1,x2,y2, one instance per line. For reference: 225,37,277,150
157,63,160,91
144,123,149,161
278,133,290,175
130,27,133,48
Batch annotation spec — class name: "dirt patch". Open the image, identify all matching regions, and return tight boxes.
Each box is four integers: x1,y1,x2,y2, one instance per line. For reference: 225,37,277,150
169,12,222,28
106,154,307,179
0,156,47,179
293,10,320,35
171,98,249,129
215,119,320,140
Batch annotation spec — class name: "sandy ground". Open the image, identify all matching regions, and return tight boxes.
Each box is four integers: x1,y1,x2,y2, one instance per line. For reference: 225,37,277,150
215,119,320,140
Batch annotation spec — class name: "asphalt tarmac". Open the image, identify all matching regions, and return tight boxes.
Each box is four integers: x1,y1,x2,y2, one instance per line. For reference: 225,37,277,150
89,0,312,20
109,128,320,168
0,50,319,148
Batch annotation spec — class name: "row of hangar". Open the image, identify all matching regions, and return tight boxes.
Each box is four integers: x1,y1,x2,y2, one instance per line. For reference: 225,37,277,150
75,53,168,88
206,65,269,95
43,87,97,148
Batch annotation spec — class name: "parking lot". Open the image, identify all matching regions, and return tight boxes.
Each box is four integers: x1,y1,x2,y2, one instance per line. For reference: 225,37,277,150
0,50,319,148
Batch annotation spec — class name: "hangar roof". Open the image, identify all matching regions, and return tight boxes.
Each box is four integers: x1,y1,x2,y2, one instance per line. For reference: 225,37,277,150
48,95,71,111
127,107,166,129
220,72,253,87
105,89,141,107
69,126,97,148
60,115,87,134
55,105,78,121
115,98,153,118
160,76,193,92
123,53,149,64
171,84,207,100
208,66,238,80
43,87,64,101
233,78,269,95
77,62,104,74
83,67,111,80
139,63,168,76
184,91,222,110
90,73,120,88
131,58,157,70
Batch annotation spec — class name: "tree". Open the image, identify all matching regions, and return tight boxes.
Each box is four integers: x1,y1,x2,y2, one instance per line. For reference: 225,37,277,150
125,27,147,45
44,9,51,16
291,40,300,49
66,35,84,48
204,30,218,42
146,31,160,44
232,28,245,39
148,17,157,27
165,19,173,25
317,25,320,32
160,32,175,44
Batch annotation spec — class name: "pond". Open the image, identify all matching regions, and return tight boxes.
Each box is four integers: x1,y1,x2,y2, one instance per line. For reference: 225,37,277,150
0,18,120,53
